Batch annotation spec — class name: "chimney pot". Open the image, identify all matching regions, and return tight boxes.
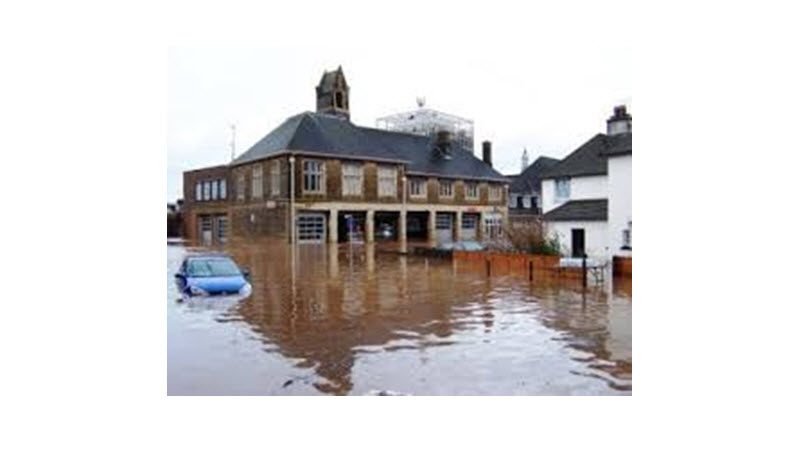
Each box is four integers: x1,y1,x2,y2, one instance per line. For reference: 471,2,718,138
482,141,492,167
606,105,632,136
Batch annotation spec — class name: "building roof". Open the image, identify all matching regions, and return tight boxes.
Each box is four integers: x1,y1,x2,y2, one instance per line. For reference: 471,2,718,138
232,111,507,182
600,132,632,157
543,199,607,221
509,156,560,194
318,67,347,90
542,133,631,179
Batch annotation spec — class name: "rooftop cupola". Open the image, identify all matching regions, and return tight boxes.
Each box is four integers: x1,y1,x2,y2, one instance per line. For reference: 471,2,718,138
316,66,350,119
606,105,632,135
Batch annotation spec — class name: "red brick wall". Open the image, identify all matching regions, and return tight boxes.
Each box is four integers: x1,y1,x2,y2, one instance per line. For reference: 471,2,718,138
182,165,231,239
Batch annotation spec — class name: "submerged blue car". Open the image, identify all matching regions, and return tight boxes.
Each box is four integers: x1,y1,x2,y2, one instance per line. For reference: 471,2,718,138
175,253,252,297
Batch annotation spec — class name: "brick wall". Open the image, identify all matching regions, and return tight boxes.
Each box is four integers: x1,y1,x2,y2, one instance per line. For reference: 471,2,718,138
230,201,289,240
228,155,510,207
183,164,231,239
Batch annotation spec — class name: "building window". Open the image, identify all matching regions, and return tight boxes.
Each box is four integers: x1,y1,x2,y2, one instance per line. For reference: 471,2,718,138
203,181,211,201
465,182,478,200
378,165,397,197
252,165,263,199
342,162,363,196
211,180,219,200
439,179,453,198
271,160,280,197
217,216,227,243
489,184,502,201
409,178,427,198
622,220,632,249
195,182,202,201
297,213,326,243
555,178,570,202
462,214,477,229
237,173,245,201
220,179,226,199
303,160,325,193
484,214,503,240
200,216,212,232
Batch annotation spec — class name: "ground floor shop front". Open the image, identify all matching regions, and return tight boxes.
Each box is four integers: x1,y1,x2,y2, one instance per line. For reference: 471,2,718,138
185,201,507,246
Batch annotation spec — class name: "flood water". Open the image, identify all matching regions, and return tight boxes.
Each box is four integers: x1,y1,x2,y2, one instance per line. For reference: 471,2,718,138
167,239,632,395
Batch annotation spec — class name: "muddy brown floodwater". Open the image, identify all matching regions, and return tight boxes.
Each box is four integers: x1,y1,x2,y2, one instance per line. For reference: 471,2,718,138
167,239,632,395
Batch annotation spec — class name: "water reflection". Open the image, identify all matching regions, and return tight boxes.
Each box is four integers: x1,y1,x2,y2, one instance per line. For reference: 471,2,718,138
170,238,632,395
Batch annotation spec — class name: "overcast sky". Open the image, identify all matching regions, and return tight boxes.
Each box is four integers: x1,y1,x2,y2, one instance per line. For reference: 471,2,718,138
168,45,630,202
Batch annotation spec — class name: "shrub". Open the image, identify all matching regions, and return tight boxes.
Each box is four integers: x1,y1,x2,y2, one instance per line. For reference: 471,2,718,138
504,220,561,255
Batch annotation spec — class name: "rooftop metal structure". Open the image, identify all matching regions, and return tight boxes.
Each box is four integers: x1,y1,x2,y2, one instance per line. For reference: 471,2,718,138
375,98,475,153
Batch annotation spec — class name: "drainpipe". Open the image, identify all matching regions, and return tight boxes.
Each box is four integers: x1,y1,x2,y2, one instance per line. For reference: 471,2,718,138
289,155,295,245
401,175,407,248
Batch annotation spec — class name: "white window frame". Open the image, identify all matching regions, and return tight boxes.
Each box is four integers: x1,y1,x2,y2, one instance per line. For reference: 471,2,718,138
439,179,453,198
483,213,503,240
217,216,227,242
462,214,477,229
555,178,570,202
211,180,219,200
270,160,280,197
237,173,245,201
252,165,263,199
203,181,211,201
342,162,364,196
219,179,226,199
488,184,502,201
409,177,427,198
303,159,325,194
465,182,479,200
195,182,202,201
377,165,397,198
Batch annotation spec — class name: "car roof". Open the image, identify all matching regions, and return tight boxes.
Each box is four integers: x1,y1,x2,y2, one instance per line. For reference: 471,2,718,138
184,252,233,260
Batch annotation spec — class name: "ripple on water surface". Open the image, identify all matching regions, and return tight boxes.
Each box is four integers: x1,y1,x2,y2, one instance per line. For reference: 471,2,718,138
167,240,632,395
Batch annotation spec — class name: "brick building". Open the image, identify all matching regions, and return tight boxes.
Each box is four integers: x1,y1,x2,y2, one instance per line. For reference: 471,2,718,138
183,67,509,245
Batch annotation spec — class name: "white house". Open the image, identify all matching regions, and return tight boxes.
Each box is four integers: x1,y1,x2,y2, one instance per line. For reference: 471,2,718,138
508,153,560,213
540,106,632,262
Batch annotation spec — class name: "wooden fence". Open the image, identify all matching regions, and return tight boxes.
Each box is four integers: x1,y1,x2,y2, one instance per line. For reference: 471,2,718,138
452,251,590,280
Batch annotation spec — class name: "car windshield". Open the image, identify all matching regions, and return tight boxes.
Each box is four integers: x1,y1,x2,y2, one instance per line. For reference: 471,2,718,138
186,258,241,277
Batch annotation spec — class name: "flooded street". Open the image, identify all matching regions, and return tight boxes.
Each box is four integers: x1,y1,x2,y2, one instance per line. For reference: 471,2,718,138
167,240,632,395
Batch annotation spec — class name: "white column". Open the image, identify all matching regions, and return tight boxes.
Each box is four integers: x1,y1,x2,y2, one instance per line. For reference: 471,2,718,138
366,210,375,243
428,210,436,245
399,210,407,243
328,209,338,243
455,211,462,242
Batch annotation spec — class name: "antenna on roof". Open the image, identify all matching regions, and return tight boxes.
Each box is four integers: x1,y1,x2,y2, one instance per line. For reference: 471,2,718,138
229,123,236,161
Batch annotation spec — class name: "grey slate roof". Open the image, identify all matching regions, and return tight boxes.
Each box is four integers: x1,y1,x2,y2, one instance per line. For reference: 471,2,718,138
232,111,507,182
509,156,560,194
542,132,632,179
318,67,346,90
543,199,607,221
600,132,632,157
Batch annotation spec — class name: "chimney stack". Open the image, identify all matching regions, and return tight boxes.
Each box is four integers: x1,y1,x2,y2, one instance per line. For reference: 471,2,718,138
521,147,530,172
482,141,492,167
606,105,632,135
